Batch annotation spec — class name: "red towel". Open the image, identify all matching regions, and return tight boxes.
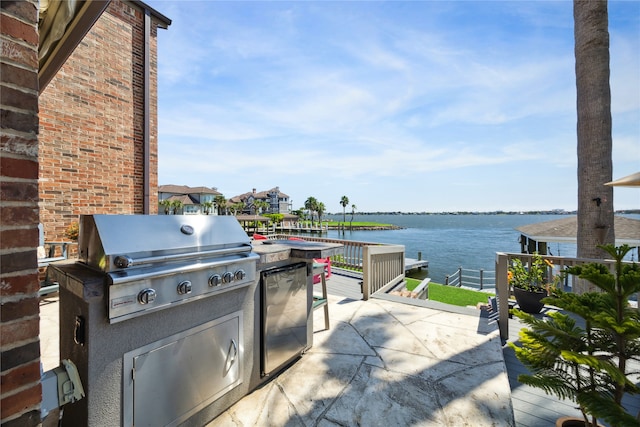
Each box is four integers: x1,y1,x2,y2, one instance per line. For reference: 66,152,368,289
313,257,332,283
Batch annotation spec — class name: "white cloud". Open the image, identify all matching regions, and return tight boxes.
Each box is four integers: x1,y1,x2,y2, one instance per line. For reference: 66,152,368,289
149,0,639,212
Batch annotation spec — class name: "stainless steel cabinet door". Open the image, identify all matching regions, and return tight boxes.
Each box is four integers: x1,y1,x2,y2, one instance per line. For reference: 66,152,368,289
124,312,243,427
261,263,307,376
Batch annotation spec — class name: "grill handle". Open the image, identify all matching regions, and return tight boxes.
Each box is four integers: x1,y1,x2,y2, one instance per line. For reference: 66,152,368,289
108,251,259,285
113,245,253,269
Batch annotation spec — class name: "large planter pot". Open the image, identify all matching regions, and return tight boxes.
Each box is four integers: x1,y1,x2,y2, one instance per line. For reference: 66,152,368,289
513,287,546,314
555,416,604,427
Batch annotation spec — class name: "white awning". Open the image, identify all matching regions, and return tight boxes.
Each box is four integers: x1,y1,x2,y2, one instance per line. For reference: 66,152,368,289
605,171,640,187
516,215,640,246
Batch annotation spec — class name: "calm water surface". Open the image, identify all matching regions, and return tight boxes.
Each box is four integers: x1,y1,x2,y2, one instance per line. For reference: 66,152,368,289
319,214,639,284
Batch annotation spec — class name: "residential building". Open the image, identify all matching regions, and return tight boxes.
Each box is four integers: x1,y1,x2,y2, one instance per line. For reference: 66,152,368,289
158,185,222,215
228,187,292,215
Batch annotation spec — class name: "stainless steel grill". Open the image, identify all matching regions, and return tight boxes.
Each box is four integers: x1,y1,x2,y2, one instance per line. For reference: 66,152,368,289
51,214,261,426
77,214,259,323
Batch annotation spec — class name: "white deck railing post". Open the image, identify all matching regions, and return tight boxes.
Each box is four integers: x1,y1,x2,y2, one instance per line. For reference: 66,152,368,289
495,253,510,341
363,245,405,300
363,246,371,300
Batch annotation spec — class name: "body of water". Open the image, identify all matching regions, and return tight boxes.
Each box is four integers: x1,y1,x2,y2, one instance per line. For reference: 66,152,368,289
319,214,639,284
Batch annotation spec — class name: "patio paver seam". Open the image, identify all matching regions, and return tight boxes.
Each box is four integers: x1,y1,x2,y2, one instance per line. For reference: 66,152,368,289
270,379,308,425
311,356,370,427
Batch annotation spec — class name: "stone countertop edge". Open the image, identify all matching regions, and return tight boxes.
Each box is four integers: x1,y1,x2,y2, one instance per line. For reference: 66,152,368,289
251,241,343,264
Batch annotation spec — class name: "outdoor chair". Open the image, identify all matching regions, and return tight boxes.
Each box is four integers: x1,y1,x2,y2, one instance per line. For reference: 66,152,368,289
37,224,69,296
312,258,331,330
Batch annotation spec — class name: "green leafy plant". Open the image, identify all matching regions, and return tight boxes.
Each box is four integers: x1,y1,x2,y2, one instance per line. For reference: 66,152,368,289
264,213,284,224
510,244,640,427
64,222,79,241
508,252,556,292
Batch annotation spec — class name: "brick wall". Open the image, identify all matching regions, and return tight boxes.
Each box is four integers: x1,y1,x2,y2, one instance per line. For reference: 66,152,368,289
38,1,160,243
1,1,165,424
0,1,43,425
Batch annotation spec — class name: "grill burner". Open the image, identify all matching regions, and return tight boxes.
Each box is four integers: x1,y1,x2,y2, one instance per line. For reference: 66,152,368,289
77,215,258,323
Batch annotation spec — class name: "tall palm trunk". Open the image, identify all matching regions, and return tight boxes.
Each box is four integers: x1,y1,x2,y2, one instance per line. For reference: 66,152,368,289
574,0,614,293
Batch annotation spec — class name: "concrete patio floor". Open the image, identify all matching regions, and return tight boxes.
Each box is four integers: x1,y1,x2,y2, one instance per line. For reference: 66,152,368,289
206,293,513,426
39,272,640,427
39,292,514,426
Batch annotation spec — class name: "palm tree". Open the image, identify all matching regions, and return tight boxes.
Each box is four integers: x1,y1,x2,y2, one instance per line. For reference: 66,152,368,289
231,202,245,215
304,197,318,222
159,199,172,215
349,204,357,230
340,196,349,231
201,201,214,215
316,202,325,223
171,200,183,215
214,195,227,215
574,0,614,292
254,200,269,215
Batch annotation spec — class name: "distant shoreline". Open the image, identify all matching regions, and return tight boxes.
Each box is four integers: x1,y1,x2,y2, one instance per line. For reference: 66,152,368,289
326,210,640,216
322,210,640,231
326,224,403,231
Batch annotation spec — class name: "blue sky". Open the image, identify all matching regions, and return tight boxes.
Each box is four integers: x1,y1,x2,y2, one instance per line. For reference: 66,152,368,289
147,1,639,213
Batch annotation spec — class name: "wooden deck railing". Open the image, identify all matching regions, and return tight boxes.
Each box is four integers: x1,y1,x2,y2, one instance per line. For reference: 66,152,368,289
38,241,76,296
445,267,496,290
495,252,637,340
275,221,330,233
267,234,376,271
362,245,405,300
266,234,405,299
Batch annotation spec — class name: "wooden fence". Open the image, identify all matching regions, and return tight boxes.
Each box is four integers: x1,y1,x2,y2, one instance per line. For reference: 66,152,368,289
266,234,405,299
445,267,496,290
494,252,637,340
362,245,405,300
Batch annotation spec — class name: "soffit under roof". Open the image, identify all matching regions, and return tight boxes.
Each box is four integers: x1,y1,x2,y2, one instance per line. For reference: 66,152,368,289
38,0,171,92
516,215,640,245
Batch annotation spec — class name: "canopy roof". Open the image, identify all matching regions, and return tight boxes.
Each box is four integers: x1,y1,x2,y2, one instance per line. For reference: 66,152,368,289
38,0,170,91
516,215,640,246
605,171,640,187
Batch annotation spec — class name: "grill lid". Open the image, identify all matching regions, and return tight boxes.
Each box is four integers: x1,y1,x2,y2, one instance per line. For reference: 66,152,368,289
78,215,252,273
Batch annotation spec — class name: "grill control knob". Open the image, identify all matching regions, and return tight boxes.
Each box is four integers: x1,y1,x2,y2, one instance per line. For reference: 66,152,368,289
177,280,192,295
114,255,133,268
234,269,246,281
222,272,234,284
138,288,156,305
208,274,222,287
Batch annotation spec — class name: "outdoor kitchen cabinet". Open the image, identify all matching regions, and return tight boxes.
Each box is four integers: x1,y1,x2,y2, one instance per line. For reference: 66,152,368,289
52,267,256,427
50,215,260,427
260,262,308,377
50,215,342,427
123,311,243,427
250,240,343,383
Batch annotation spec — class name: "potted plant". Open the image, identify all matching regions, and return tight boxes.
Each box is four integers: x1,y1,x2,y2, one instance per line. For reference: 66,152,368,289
508,252,557,314
510,244,640,427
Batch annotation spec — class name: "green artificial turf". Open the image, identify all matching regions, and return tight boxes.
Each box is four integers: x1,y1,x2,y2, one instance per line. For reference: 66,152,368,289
405,278,493,307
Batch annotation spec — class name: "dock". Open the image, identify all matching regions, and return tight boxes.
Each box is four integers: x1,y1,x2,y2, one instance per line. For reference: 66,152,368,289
405,257,428,271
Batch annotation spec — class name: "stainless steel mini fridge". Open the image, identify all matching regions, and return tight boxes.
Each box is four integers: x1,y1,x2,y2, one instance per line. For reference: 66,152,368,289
260,262,308,377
